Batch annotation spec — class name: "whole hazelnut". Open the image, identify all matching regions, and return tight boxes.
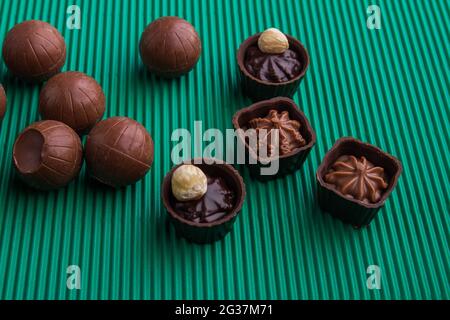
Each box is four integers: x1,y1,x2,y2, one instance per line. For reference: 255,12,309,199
171,164,207,201
257,28,289,54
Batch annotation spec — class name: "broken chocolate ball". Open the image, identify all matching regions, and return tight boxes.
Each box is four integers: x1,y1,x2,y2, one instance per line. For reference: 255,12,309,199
139,16,201,78
2,20,66,82
39,71,106,134
0,84,6,121
13,120,83,190
85,117,154,187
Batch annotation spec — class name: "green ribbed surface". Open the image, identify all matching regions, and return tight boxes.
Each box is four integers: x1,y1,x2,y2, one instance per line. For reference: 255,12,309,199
0,0,449,300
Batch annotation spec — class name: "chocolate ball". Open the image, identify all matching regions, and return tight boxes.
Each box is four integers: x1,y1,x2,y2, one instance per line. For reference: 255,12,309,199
39,71,106,134
13,120,83,190
139,16,201,78
85,117,154,187
0,84,6,121
2,20,66,82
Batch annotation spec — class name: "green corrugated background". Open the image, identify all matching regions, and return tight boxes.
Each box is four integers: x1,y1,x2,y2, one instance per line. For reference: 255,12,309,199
0,0,448,300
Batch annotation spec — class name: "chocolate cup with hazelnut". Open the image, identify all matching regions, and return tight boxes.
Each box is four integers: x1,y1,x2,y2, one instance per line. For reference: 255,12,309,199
162,158,246,244
232,97,316,181
316,137,402,228
237,33,310,101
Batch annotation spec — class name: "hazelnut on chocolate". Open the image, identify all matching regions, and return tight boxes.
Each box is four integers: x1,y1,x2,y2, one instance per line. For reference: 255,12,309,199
171,164,207,201
162,159,246,244
258,28,289,54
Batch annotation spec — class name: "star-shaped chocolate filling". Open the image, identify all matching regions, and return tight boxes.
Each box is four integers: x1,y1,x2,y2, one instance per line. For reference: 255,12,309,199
249,110,306,157
325,155,388,203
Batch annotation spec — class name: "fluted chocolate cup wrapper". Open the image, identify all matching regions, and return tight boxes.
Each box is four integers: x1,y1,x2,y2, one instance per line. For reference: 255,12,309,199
316,137,402,227
237,33,310,101
232,97,316,181
162,158,246,244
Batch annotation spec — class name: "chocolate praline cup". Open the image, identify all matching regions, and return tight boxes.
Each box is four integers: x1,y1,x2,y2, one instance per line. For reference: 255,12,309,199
316,137,402,227
237,33,310,101
232,97,316,181
162,159,246,244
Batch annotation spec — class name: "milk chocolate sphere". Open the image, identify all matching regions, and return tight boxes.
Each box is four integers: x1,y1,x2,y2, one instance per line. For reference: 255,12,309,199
2,20,66,82
13,120,82,190
0,85,6,121
85,117,154,187
39,71,106,134
139,16,201,78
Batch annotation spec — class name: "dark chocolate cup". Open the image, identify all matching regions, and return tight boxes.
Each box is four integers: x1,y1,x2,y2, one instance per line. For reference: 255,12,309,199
162,158,246,244
237,33,310,101
232,97,316,181
316,137,402,227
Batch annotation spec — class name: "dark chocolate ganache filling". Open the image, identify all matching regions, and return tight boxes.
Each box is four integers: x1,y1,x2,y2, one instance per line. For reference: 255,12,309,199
244,45,303,83
172,176,235,223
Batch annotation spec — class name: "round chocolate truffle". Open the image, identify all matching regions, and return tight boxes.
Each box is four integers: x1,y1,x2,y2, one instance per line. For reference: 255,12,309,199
2,20,66,82
0,84,6,121
85,117,154,187
39,71,106,134
13,120,83,190
139,16,201,78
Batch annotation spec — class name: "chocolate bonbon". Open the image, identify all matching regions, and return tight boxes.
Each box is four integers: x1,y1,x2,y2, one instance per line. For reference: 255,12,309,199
13,120,82,189
233,97,316,181
2,20,66,82
0,84,6,121
316,137,402,227
139,16,201,78
249,109,306,156
162,159,246,244
39,71,106,134
85,117,154,187
237,28,309,101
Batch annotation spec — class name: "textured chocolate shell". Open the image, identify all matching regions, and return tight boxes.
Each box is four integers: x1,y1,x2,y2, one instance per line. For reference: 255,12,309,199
13,120,83,190
39,71,106,134
2,20,66,82
85,117,154,187
0,84,6,121
139,16,201,78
